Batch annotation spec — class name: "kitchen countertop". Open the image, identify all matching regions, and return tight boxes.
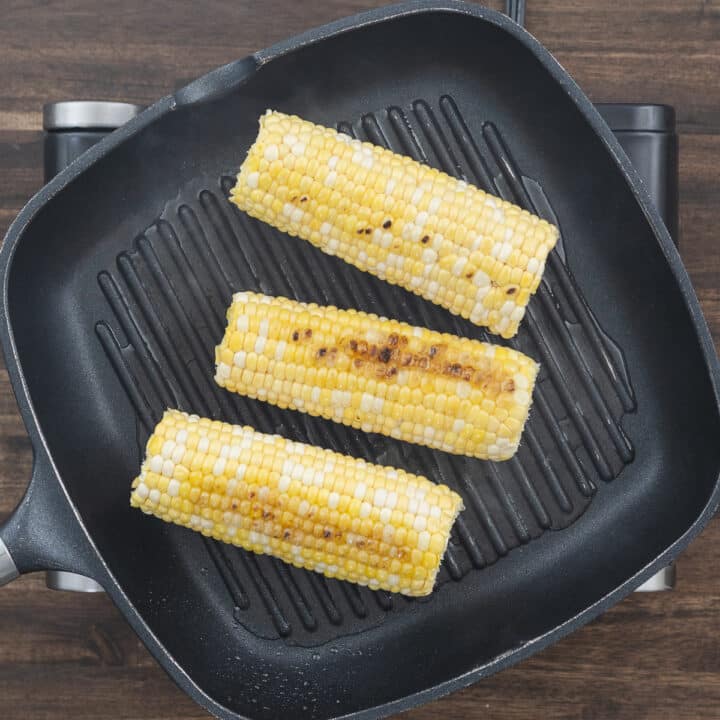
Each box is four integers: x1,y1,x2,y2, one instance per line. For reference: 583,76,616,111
1,1,719,718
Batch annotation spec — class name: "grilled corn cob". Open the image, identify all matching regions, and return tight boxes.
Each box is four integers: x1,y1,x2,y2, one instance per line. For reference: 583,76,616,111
131,409,464,597
230,110,558,338
215,292,538,461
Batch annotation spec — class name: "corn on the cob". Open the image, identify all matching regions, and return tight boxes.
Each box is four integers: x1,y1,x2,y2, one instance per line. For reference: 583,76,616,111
230,110,558,338
215,292,538,461
131,409,464,597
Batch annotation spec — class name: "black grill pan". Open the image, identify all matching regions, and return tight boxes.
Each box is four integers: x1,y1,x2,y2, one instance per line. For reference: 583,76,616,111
1,3,719,719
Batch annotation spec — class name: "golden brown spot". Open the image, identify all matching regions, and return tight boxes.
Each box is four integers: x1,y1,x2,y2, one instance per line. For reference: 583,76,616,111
262,510,274,520
231,500,239,510
337,332,510,392
314,346,339,366
502,379,516,392
304,328,312,339
491,280,500,288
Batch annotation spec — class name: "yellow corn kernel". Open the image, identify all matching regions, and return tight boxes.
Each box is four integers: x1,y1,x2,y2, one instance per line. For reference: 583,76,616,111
230,110,558,338
215,292,538,461
131,410,464,597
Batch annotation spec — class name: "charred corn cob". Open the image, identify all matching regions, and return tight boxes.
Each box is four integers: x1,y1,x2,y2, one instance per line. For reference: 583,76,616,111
131,409,464,597
230,110,558,338
215,292,538,461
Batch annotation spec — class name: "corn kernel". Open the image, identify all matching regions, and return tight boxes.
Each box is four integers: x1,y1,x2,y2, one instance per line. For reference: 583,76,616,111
131,410,464,597
230,111,559,339
216,293,537,461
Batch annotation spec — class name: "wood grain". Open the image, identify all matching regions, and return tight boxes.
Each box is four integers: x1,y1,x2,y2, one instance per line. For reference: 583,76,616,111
1,1,719,718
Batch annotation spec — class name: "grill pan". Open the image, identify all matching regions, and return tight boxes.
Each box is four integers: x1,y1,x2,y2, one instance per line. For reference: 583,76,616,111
1,2,720,718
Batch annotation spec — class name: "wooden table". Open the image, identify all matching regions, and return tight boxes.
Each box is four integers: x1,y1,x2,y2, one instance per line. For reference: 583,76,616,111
1,1,718,718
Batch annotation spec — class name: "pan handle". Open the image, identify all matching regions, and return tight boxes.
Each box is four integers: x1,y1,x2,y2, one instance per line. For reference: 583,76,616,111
0,453,101,587
0,539,17,585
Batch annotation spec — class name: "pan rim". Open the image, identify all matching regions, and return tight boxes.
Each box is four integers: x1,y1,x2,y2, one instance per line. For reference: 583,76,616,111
1,2,719,719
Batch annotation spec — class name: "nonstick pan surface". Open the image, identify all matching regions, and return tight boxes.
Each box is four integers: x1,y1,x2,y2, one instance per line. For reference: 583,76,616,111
1,3,719,719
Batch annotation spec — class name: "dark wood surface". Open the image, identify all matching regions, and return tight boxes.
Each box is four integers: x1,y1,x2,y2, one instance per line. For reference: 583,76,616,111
1,1,719,718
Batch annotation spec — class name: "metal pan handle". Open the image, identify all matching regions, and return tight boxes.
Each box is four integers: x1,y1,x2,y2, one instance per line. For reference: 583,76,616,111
0,540,17,585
